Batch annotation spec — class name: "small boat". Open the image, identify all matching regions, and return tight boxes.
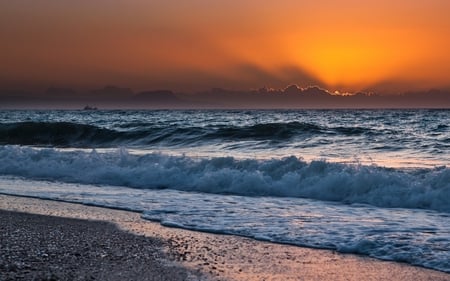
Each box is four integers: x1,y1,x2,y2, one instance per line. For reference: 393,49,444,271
83,105,98,110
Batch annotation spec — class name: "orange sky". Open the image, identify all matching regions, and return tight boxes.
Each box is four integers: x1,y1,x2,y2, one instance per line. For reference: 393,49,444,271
1,0,450,93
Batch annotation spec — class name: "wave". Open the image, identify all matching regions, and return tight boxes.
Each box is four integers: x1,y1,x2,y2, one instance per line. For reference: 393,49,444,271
0,122,125,147
0,121,384,147
209,122,323,140
1,146,448,212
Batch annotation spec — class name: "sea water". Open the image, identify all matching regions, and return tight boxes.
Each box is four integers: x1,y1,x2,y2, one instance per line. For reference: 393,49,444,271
0,109,449,272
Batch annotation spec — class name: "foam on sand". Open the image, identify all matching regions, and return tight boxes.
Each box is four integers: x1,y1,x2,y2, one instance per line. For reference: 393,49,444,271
1,195,449,281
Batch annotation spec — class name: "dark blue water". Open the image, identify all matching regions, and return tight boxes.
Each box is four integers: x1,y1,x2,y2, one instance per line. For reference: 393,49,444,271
1,109,448,167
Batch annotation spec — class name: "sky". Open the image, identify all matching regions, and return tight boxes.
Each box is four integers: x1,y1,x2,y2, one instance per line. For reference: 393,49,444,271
1,0,450,94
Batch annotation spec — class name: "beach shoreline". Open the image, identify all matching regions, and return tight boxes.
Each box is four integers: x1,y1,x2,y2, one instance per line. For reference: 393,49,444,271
1,194,449,281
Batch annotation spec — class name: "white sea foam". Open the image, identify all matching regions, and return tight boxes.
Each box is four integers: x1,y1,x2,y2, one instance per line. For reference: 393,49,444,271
0,177,449,273
1,145,449,212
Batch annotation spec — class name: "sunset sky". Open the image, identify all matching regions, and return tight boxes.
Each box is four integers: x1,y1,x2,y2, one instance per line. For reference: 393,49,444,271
1,0,450,94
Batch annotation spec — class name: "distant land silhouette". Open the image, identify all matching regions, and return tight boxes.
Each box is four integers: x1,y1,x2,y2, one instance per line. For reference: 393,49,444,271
0,85,449,109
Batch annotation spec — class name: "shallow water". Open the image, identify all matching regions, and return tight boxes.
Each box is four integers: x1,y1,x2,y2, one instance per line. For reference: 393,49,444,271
0,177,449,273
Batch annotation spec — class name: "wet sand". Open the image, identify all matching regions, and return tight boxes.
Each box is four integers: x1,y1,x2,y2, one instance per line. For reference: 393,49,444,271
1,194,449,281
0,210,204,281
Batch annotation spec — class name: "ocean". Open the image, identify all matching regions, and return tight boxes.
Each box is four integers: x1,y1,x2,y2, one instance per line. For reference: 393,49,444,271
0,109,449,272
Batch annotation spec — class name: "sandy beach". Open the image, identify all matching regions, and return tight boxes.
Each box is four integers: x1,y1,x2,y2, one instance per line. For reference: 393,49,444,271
1,194,449,281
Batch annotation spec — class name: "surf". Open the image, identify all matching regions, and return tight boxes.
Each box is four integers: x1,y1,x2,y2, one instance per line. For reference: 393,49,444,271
1,146,448,212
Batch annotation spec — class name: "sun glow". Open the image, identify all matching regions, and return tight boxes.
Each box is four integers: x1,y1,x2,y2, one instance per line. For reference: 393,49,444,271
290,29,432,91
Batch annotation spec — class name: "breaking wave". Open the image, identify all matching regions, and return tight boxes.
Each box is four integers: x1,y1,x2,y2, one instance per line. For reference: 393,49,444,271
1,145,448,212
